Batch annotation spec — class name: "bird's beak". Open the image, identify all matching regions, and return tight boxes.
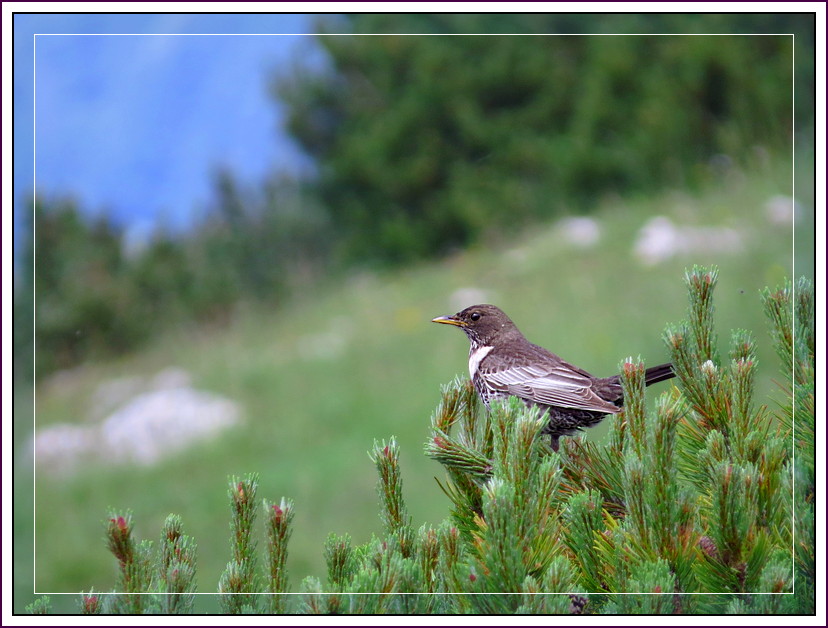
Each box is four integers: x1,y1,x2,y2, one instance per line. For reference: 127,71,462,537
432,315,465,327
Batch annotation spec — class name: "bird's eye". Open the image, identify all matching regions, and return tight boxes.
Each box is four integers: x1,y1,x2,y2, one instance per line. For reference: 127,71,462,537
470,312,481,321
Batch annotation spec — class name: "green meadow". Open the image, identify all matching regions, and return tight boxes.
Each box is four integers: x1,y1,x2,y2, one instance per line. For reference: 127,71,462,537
14,156,812,612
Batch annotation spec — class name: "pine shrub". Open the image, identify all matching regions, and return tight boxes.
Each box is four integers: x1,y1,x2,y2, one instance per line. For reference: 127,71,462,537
31,268,813,615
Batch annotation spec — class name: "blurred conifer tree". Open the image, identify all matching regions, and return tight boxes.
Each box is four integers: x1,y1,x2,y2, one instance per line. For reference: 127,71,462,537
277,14,811,263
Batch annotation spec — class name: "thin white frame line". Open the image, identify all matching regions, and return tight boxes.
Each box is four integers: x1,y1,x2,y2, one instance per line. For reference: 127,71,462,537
33,591,800,596
32,30,38,599
32,32,799,36
790,31,798,600
29,30,803,600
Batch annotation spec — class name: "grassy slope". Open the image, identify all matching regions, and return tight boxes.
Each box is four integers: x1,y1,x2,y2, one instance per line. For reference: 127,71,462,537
15,157,812,611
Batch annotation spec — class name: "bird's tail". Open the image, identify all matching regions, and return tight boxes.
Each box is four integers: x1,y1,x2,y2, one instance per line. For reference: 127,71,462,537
644,363,676,386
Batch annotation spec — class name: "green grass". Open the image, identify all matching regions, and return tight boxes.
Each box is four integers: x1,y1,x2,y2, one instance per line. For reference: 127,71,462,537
14,155,812,612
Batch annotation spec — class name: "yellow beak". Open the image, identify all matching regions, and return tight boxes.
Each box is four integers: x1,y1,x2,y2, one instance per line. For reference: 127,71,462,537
432,315,465,327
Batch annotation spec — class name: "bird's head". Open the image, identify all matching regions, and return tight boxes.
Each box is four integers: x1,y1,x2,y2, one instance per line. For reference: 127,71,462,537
432,304,521,346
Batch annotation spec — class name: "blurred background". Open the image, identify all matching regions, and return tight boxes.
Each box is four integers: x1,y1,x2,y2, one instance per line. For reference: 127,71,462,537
12,13,815,612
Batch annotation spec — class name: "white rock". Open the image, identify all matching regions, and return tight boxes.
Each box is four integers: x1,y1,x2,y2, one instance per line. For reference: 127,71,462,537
29,369,242,474
764,195,802,226
634,217,679,265
30,424,97,474
634,216,744,266
99,388,241,466
557,216,601,248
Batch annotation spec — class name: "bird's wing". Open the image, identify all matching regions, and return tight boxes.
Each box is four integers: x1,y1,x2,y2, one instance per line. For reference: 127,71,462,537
482,362,621,413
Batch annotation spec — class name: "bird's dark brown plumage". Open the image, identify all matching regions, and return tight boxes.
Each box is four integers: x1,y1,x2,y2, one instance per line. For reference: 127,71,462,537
432,304,675,451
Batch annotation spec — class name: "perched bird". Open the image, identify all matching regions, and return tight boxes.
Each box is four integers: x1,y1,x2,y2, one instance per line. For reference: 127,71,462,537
432,304,675,451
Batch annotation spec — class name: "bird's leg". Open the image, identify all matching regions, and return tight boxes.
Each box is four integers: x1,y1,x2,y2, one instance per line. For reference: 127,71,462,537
550,435,560,452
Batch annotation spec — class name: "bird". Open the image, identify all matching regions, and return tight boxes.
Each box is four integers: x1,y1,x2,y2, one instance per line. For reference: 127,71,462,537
432,304,675,451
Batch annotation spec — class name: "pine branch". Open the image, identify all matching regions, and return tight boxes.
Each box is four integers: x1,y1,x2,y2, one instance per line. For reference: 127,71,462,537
218,473,260,613
105,510,154,613
370,438,414,558
79,590,102,615
264,497,294,613
159,514,197,614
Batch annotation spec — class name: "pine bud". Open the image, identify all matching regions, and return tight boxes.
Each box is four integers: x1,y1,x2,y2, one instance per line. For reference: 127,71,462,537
81,594,100,614
698,535,719,560
271,503,284,523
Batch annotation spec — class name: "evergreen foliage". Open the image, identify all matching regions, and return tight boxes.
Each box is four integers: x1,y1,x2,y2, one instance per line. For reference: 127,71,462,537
278,15,809,263
218,474,261,613
79,590,102,615
264,497,295,613
159,514,197,614
15,178,330,380
104,510,154,613
31,269,813,615
24,596,51,615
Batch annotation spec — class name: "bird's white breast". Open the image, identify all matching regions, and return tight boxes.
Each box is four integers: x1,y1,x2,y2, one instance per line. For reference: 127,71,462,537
468,345,494,379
